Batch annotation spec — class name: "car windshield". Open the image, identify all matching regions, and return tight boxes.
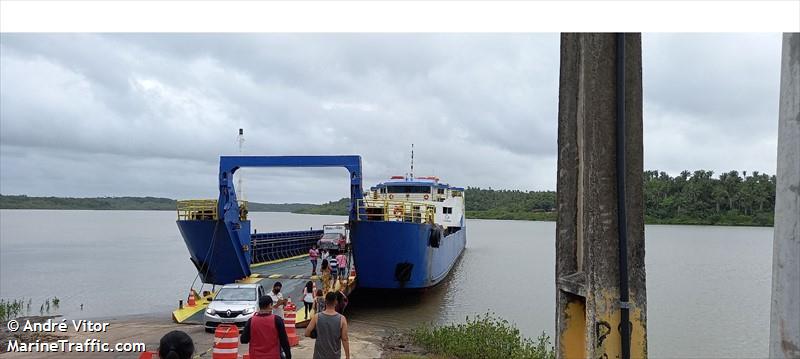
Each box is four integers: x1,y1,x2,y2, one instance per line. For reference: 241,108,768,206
321,233,341,240
215,288,256,301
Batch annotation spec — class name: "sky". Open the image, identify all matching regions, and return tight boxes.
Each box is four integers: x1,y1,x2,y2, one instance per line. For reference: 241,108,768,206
0,33,783,204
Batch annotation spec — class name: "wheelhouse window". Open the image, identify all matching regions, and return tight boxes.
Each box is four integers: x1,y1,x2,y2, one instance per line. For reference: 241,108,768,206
437,188,445,194
386,186,431,194
443,207,453,214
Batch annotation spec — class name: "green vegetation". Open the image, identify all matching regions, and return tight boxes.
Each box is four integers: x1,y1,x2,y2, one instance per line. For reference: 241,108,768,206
0,299,26,322
464,188,555,221
0,195,310,213
0,195,176,210
0,297,60,321
643,170,775,226
248,202,313,212
294,198,350,215
0,169,777,226
410,313,555,359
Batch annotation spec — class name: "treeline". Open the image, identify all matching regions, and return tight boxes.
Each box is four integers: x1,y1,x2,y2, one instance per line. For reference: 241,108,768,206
291,188,558,221
644,170,775,226
0,195,177,210
0,195,309,213
464,188,556,221
287,170,778,226
0,170,777,226
294,198,350,215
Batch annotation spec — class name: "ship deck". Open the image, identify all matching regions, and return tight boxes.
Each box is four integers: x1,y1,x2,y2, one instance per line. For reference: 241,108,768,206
172,254,356,327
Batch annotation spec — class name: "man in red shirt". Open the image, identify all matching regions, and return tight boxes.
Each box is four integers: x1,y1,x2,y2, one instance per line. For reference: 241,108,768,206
241,295,292,359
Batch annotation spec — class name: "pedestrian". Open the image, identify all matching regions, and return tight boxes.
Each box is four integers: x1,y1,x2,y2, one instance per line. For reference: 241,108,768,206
335,252,348,280
313,288,326,314
268,282,288,319
309,244,320,275
305,292,350,359
241,295,292,359
334,290,348,314
321,259,332,294
303,281,315,319
158,330,194,359
328,252,339,286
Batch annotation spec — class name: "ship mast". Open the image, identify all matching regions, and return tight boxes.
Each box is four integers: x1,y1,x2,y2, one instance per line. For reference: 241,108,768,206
410,143,414,180
237,128,245,201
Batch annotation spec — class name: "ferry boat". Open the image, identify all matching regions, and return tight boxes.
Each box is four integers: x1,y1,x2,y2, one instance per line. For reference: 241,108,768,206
174,155,465,290
351,175,466,289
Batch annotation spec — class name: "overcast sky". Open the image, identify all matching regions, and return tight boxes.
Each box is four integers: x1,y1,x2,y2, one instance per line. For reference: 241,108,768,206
0,33,782,203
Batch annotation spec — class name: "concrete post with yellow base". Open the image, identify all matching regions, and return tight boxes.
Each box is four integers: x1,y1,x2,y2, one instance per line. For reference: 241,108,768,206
555,33,647,359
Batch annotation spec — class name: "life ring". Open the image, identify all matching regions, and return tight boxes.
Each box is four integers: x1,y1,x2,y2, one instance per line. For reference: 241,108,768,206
389,194,394,199
423,194,429,200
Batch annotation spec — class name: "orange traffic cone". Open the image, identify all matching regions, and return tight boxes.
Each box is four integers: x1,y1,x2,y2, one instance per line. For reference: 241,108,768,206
284,301,300,347
212,324,239,359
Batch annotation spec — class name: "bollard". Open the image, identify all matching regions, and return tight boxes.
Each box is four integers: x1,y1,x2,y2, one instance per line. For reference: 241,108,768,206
212,324,239,359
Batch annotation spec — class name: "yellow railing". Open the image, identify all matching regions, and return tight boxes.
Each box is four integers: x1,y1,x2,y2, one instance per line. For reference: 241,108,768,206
177,199,249,221
357,199,435,224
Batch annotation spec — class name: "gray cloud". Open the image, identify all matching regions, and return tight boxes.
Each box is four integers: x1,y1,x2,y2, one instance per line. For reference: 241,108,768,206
0,33,782,203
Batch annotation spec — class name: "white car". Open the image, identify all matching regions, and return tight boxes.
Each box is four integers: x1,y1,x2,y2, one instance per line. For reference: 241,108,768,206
204,283,266,332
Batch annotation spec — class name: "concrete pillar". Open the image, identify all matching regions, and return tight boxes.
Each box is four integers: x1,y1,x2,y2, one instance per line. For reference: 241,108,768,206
769,32,800,359
555,33,647,359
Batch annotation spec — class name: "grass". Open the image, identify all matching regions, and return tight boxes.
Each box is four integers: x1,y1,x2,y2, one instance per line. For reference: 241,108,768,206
410,313,555,359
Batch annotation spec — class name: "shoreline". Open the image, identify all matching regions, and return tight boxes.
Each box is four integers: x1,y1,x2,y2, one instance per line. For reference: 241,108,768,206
0,315,424,359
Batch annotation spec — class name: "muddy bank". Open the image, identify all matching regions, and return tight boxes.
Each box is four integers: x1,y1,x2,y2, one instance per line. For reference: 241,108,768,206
0,315,428,358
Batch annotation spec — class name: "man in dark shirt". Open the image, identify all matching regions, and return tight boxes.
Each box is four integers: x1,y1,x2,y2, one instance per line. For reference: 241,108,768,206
241,295,292,359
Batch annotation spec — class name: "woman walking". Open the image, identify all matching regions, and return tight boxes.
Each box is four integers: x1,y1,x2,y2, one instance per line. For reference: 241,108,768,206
320,259,332,294
302,281,315,319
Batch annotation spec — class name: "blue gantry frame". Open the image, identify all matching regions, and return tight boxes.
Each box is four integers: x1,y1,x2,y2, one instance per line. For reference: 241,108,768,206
217,155,364,220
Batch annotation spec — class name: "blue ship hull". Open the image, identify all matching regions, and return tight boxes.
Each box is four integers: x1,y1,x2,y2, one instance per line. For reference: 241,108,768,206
176,219,252,284
350,221,466,289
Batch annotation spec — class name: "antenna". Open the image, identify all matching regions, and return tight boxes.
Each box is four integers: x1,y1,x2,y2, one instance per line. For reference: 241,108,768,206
237,128,245,201
410,144,414,180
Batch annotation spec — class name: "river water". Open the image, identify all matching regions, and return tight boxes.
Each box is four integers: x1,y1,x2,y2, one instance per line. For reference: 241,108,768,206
0,210,773,358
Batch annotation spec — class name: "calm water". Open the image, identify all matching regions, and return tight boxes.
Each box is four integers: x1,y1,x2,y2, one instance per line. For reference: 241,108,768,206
0,210,773,358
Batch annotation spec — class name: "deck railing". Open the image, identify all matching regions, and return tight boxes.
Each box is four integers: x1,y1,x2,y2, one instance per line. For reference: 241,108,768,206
357,199,435,224
177,199,248,221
